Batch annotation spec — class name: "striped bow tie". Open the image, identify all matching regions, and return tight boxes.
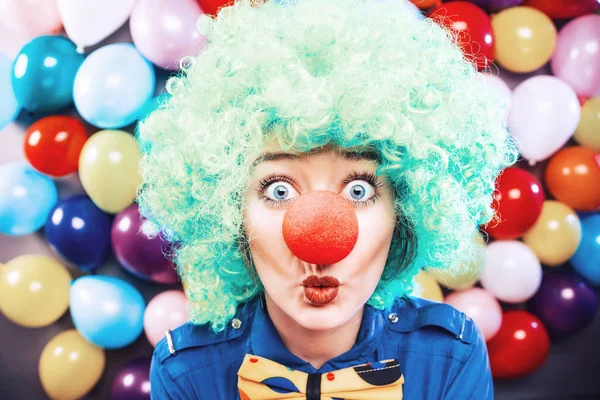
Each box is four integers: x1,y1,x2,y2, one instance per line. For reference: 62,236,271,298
237,354,404,399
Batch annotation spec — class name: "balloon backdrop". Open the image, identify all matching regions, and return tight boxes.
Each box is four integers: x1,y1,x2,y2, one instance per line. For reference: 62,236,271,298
11,35,84,113
480,240,542,303
70,276,146,349
39,329,105,400
78,130,142,214
45,195,113,272
0,255,71,328
112,203,179,284
24,116,89,177
486,310,550,379
111,357,151,400
412,271,444,302
508,76,581,163
445,288,503,340
0,53,20,129
0,0,62,36
468,1,523,11
522,201,582,267
529,269,598,338
0,163,58,236
570,214,600,286
73,43,156,129
574,97,600,151
144,290,189,347
197,0,235,15
524,0,600,20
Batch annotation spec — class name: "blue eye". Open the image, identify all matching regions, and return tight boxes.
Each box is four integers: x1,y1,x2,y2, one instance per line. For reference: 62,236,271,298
272,184,289,200
343,180,375,203
264,181,297,203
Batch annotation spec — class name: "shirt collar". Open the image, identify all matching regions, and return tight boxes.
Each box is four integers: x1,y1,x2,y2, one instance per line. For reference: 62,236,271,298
249,295,384,373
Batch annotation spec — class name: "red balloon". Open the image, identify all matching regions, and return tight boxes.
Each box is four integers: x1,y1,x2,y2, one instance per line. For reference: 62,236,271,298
197,0,235,16
428,1,494,70
24,116,88,177
487,310,550,379
484,167,544,240
524,0,600,20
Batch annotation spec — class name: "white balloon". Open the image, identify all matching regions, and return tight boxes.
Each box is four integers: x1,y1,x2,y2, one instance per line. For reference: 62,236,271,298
508,75,580,164
480,240,542,304
57,0,137,50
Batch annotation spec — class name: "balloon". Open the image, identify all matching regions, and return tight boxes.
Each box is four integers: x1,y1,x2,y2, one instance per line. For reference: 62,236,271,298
0,53,20,129
45,195,113,272
137,93,170,122
144,290,189,347
551,15,600,98
0,163,58,236
570,214,600,286
529,269,598,338
111,357,151,400
0,0,61,36
445,288,502,340
545,146,600,212
197,0,235,15
24,116,88,177
78,130,142,214
427,233,485,290
112,203,179,284
39,330,105,400
70,276,145,349
524,0,600,20
411,271,443,302
476,73,512,120
484,167,544,240
508,76,580,163
491,7,556,73
407,0,440,10
466,1,523,11
0,255,70,328
522,201,582,267
574,97,600,151
57,0,137,50
480,240,542,303
73,43,156,129
11,35,84,113
428,1,494,70
130,0,208,70
486,310,550,379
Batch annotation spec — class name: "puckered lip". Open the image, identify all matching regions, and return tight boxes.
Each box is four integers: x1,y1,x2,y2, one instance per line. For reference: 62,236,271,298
302,275,340,288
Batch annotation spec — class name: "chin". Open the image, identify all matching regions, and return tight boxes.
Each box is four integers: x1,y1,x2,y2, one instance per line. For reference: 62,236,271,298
293,300,349,331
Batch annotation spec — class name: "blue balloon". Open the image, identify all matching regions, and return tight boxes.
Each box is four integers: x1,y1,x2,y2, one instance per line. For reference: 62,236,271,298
0,163,58,236
45,195,112,272
570,214,600,286
74,43,156,129
1,53,20,129
70,276,145,349
11,35,84,113
137,92,170,122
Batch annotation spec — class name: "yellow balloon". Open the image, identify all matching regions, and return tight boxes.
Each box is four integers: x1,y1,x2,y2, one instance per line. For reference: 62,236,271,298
523,201,581,267
412,271,444,302
78,130,142,214
0,255,71,327
491,6,557,73
39,330,105,400
574,97,600,151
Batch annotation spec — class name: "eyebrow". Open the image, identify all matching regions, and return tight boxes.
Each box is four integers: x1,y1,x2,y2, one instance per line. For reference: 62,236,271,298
253,149,380,167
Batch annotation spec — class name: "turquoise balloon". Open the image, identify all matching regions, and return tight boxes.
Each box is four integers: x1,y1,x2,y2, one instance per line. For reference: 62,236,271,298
0,163,58,236
11,35,84,113
1,53,20,128
70,276,145,349
74,43,156,129
570,214,600,286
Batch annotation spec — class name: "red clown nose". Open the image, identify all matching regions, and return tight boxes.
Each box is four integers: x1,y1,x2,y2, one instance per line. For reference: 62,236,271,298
282,191,359,265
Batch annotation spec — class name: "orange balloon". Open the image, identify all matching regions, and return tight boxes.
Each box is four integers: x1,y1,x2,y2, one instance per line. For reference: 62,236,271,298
544,146,600,211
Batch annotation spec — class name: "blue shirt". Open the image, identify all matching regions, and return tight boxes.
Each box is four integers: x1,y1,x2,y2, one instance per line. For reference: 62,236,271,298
150,295,493,399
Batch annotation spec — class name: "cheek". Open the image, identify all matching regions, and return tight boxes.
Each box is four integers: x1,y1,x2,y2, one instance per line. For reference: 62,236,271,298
243,199,287,265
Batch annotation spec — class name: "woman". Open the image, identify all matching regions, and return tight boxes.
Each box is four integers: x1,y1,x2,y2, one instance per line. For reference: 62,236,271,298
137,0,517,398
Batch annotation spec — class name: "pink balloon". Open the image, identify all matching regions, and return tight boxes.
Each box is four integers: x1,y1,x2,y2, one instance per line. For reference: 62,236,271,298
130,0,208,70
144,290,189,347
445,288,503,341
0,0,61,36
551,15,600,98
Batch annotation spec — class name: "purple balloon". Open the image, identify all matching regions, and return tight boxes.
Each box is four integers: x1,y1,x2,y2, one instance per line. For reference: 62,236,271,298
111,357,151,400
467,0,524,11
111,203,179,284
529,269,598,339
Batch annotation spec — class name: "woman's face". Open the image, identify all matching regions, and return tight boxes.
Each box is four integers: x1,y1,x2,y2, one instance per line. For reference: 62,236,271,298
243,140,397,331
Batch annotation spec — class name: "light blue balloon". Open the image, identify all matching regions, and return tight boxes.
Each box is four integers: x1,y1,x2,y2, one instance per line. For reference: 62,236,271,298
74,43,156,129
70,275,145,349
0,53,20,129
570,214,600,286
0,163,58,236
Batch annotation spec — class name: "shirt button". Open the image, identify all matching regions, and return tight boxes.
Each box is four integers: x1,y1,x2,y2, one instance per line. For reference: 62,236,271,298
388,313,399,324
232,318,242,329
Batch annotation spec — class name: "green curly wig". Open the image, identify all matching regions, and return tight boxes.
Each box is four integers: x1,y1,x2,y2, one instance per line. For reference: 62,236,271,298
135,0,518,332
